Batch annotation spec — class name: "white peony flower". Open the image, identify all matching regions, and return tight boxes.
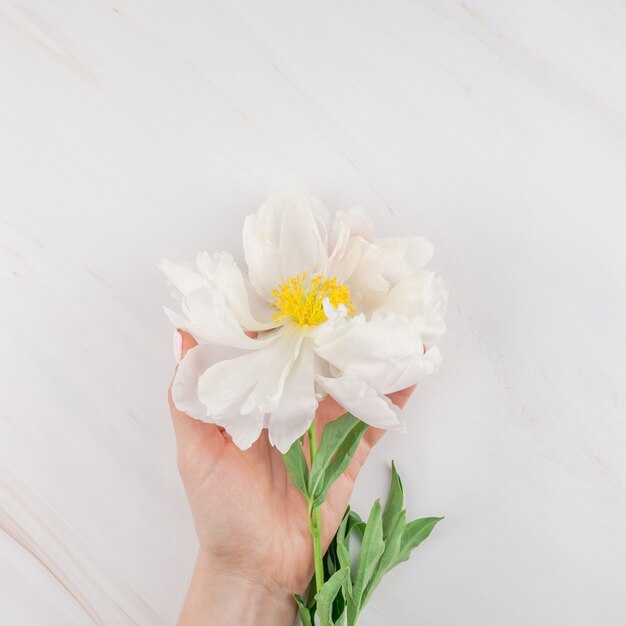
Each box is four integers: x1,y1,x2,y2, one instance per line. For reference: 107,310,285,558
160,191,447,453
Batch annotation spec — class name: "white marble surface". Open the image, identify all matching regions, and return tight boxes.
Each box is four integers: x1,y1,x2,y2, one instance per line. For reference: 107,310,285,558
1,1,626,624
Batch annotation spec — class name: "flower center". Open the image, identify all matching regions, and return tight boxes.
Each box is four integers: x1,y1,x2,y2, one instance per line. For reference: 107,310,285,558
271,272,355,326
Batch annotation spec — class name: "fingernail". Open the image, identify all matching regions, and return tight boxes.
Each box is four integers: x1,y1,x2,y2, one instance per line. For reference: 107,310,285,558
173,329,183,363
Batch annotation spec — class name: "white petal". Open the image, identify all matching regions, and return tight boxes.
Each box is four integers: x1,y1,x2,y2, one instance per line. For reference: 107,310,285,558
324,208,379,282
159,258,205,296
197,350,266,416
241,327,304,414
313,310,442,397
179,289,269,349
267,340,319,453
349,345,442,394
171,343,216,420
336,235,436,315
321,297,349,324
195,251,275,331
172,343,250,419
386,271,448,346
380,236,434,269
171,343,266,449
322,213,367,283
212,408,265,450
315,374,405,430
337,240,404,313
198,327,299,418
326,211,351,268
163,305,254,350
328,208,375,251
313,311,421,372
243,191,329,300
344,207,376,240
160,253,278,345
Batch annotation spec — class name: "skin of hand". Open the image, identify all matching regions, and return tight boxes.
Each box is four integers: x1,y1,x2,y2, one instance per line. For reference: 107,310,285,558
169,330,415,626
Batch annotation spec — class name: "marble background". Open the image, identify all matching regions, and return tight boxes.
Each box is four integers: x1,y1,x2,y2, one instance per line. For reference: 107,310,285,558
1,1,625,624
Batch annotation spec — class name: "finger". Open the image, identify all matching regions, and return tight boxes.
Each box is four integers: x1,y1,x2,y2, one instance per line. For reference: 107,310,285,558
168,329,224,455
315,394,347,435
387,384,416,410
179,328,198,359
320,384,417,543
326,384,418,487
314,383,417,448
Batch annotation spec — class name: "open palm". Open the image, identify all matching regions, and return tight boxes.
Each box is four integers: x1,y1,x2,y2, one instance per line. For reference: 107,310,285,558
168,330,415,600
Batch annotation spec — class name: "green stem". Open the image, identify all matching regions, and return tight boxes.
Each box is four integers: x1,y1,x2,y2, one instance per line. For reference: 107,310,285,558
307,421,325,595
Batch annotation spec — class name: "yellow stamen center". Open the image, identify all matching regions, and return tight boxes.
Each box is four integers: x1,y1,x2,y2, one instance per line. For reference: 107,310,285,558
271,272,355,326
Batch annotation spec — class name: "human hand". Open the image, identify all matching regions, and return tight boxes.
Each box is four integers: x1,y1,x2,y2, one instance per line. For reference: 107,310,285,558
169,330,415,626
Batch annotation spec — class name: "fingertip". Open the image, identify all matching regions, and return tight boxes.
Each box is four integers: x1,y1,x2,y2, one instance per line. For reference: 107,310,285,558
173,328,183,363
178,329,198,359
363,426,385,449
387,384,416,409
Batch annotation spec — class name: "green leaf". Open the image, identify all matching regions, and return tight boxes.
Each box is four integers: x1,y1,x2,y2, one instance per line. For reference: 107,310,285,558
352,499,385,607
332,583,346,624
361,509,406,607
392,516,444,568
311,418,368,508
346,588,359,626
327,512,353,622
353,462,408,608
380,509,407,573
309,413,359,493
337,508,364,547
382,461,404,538
335,543,354,623
283,439,309,499
336,507,351,545
320,421,368,498
316,567,350,626
337,541,352,572
294,594,313,626
324,532,340,580
327,507,358,620
346,511,365,540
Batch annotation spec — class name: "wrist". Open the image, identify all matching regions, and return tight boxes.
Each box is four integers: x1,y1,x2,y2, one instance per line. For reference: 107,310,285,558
179,551,297,626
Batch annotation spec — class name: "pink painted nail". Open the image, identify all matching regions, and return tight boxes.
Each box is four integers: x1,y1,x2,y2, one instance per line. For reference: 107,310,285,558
173,329,183,363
